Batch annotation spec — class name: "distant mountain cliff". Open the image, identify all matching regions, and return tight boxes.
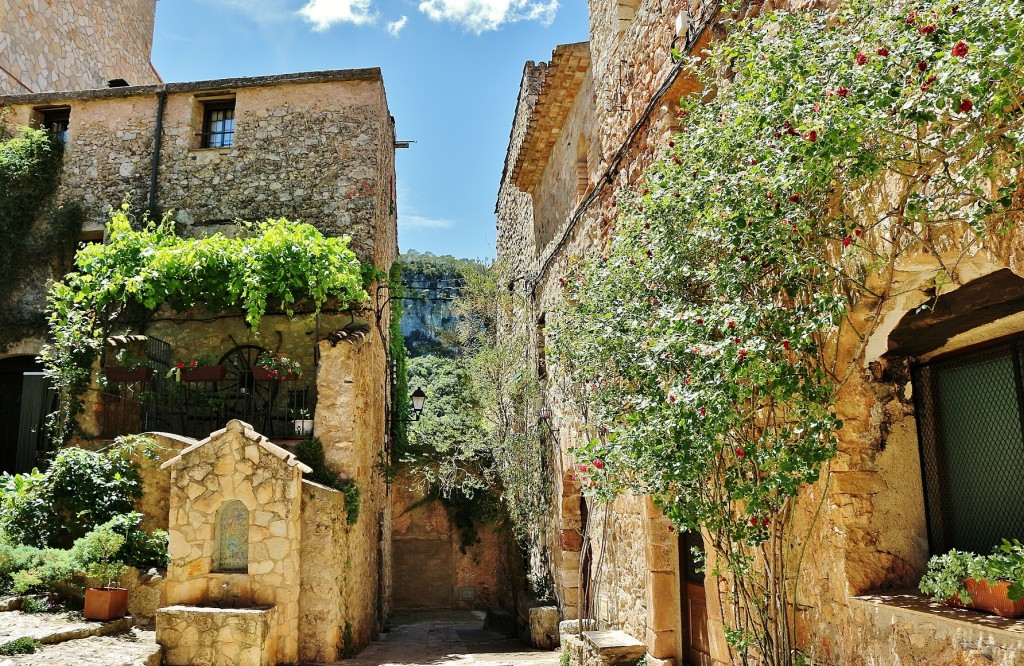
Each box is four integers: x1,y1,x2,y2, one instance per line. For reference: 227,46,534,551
397,251,486,357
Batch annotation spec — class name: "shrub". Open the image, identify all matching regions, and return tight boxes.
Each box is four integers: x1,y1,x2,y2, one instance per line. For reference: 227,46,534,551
0,436,149,549
920,540,1024,604
0,637,42,656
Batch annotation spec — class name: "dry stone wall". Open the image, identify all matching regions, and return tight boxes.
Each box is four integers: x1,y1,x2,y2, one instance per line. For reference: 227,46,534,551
0,0,159,94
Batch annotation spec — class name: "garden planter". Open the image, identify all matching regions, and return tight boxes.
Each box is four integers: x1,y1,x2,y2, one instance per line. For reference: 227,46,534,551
252,367,298,381
103,367,154,383
293,419,314,437
83,586,128,621
947,578,1024,618
181,364,228,382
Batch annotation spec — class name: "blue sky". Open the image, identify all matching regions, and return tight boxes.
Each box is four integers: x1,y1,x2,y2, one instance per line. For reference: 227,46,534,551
151,0,589,259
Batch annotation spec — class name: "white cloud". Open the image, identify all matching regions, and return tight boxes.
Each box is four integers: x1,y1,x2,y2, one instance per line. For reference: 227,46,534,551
386,15,409,37
298,0,377,29
402,214,455,230
417,0,557,32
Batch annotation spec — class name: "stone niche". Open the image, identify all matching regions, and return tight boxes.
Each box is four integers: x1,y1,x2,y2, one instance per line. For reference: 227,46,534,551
156,419,322,666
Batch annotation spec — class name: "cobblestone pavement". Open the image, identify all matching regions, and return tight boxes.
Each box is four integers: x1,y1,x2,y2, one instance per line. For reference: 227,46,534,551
340,611,561,666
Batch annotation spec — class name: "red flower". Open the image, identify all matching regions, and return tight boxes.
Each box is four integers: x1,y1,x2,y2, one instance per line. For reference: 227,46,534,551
727,320,736,329
917,60,929,72
695,317,704,325
738,349,748,361
790,194,801,203
877,47,890,56
854,228,863,236
761,518,770,527
804,130,818,142
959,97,973,113
699,407,707,417
732,337,741,345
919,23,937,35
593,459,604,470
578,464,587,472
750,517,759,526
906,10,917,23
668,526,674,532
855,51,869,66
837,86,850,98
951,41,969,57
176,362,185,368
842,236,853,247
668,394,677,403
735,447,745,458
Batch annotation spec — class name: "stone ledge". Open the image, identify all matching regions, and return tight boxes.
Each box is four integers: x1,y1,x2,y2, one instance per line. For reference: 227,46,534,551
582,630,646,664
850,592,1024,648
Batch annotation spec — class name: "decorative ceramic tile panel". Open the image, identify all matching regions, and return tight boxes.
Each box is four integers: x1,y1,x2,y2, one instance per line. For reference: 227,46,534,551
217,500,249,571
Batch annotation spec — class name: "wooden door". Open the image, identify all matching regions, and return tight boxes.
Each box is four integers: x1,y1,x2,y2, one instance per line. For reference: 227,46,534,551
679,531,712,666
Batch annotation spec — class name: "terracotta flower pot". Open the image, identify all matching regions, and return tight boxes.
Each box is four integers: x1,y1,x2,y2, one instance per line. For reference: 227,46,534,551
181,364,228,382
293,419,313,437
103,367,155,383
83,586,129,621
947,578,1024,618
252,366,298,381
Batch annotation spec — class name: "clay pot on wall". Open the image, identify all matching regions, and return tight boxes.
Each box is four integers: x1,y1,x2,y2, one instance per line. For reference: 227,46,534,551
83,586,129,621
948,579,1024,618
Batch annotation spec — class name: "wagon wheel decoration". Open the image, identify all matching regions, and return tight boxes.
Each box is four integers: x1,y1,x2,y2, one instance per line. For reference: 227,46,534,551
218,344,278,433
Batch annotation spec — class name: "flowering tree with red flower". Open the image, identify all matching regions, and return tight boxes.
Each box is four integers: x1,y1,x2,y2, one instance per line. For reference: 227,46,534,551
549,0,1023,663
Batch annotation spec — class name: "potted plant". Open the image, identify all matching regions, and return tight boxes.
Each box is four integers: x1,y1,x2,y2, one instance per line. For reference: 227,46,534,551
919,539,1024,618
72,526,129,621
293,408,314,437
252,351,302,381
103,349,154,383
167,352,227,382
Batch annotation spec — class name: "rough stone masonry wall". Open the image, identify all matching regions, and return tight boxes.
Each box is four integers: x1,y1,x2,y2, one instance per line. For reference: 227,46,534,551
299,480,350,663
0,0,159,95
315,333,391,649
0,75,395,266
164,421,305,664
391,479,508,611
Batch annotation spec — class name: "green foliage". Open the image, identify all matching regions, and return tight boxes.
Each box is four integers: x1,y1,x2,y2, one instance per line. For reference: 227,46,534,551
296,438,361,525
41,203,368,446
0,127,63,284
19,596,52,613
0,437,147,549
398,250,488,283
390,263,410,456
0,637,42,656
560,649,571,666
70,520,126,586
342,620,356,658
549,0,1024,661
0,539,75,595
920,540,1024,603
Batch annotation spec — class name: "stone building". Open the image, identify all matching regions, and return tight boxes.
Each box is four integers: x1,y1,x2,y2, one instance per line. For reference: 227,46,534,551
0,0,161,94
497,1,1024,665
0,63,401,658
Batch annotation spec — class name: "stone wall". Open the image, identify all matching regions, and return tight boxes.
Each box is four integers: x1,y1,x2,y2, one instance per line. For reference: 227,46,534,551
391,479,508,611
0,0,160,94
298,480,349,663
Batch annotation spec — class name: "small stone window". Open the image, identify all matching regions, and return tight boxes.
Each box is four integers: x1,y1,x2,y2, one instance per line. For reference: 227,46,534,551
214,500,249,572
575,134,591,201
34,106,71,143
200,98,235,148
536,313,548,380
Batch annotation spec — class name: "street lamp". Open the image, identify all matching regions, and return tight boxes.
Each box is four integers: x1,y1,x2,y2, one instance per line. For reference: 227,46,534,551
400,387,427,422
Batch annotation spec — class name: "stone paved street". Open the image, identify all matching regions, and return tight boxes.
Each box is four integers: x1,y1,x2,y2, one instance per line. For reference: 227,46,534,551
340,611,561,666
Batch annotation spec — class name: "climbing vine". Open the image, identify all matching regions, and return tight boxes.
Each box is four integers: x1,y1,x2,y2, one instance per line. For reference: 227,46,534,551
551,0,1023,662
41,203,368,446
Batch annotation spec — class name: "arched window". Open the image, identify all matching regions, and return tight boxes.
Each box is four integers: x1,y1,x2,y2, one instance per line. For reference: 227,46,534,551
214,500,249,572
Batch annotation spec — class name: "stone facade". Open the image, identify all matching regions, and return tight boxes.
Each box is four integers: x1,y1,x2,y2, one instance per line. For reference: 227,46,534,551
0,68,398,362
0,0,160,94
391,478,509,612
497,1,1024,665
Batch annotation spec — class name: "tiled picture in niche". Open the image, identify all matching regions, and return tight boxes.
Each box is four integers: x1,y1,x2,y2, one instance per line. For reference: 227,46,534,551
216,500,249,571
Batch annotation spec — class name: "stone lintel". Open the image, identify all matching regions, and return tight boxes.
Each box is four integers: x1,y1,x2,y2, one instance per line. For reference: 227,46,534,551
582,629,647,663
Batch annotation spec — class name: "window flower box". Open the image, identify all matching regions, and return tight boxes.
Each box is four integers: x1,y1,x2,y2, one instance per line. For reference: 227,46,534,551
181,364,228,382
103,366,155,383
252,366,299,382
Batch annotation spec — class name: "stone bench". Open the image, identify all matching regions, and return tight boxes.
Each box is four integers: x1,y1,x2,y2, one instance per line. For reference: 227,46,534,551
581,630,647,666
